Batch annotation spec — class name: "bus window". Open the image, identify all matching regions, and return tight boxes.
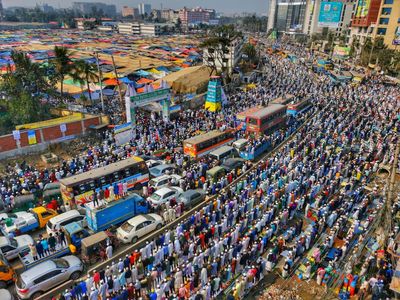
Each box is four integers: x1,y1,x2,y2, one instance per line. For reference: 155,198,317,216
78,184,87,194
99,176,107,187
87,181,96,191
138,162,147,173
124,168,131,177
248,118,258,125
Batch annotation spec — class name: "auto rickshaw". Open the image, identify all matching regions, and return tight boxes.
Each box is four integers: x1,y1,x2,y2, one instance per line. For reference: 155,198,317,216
206,166,226,183
10,194,36,212
80,231,110,265
63,222,90,250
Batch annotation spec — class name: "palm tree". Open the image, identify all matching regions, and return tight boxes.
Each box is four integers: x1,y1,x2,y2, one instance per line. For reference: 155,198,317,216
53,46,73,97
74,60,98,104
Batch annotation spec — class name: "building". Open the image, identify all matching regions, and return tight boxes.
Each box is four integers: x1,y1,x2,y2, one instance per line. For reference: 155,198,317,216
179,7,214,27
122,6,135,18
268,0,308,33
138,3,152,16
72,2,116,17
41,4,55,13
151,9,162,21
349,0,382,47
303,0,356,40
372,0,400,49
0,0,3,22
118,22,141,35
140,23,162,36
202,37,245,74
161,9,179,22
75,18,97,30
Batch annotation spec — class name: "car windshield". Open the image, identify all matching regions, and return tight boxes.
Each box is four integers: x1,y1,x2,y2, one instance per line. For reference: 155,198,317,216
121,222,134,232
9,238,18,248
53,258,69,268
152,169,161,176
151,193,161,201
144,215,155,222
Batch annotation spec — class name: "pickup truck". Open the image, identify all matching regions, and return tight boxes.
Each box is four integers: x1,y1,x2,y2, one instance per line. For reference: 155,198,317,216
18,243,70,270
1,207,58,236
0,235,34,261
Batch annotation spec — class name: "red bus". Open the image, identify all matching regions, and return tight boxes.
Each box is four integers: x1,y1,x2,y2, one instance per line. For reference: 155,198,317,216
183,129,235,158
246,104,287,134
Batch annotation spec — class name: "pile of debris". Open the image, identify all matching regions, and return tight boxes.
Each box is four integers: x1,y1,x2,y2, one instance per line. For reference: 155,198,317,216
256,278,330,300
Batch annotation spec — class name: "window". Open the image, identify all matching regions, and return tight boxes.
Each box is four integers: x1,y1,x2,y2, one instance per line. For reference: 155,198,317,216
398,18,400,24
379,18,389,25
40,210,54,218
248,118,258,125
377,28,387,35
381,7,392,15
384,0,393,4
1,245,13,253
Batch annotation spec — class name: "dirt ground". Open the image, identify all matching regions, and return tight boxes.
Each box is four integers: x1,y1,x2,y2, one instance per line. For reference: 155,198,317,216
0,135,100,175
254,277,336,300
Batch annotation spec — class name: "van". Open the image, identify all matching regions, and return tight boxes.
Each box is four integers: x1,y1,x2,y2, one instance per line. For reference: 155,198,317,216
209,146,236,161
232,139,248,152
46,210,86,236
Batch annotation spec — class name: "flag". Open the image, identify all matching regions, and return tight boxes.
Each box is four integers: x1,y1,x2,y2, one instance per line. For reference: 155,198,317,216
267,30,277,42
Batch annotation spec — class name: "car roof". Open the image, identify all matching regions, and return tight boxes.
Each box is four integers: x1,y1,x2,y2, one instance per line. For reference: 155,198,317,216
151,175,170,181
182,190,200,197
0,237,9,246
156,187,174,195
127,215,148,225
49,210,80,223
21,260,56,282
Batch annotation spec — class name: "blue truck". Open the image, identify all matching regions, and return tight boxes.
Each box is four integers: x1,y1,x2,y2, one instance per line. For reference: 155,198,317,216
85,193,148,232
240,140,271,161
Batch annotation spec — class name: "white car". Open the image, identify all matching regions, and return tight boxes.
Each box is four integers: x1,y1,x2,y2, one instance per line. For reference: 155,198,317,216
146,159,163,168
148,174,182,190
147,187,183,207
0,235,34,261
117,213,164,244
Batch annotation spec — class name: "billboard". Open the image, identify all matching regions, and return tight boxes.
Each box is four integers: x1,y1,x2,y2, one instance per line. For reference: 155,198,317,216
333,46,351,59
318,2,343,28
393,26,400,46
355,0,371,18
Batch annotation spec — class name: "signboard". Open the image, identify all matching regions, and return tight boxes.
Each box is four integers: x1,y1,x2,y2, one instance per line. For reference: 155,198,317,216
130,88,170,107
333,46,351,59
60,123,67,133
27,130,37,145
318,2,343,28
12,130,20,140
355,0,371,18
114,122,133,146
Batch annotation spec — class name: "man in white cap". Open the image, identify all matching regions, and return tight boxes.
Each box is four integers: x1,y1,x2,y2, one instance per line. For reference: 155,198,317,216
88,287,98,300
106,243,113,259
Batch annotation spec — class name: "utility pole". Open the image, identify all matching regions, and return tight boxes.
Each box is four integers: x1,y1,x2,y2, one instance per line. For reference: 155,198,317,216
95,51,105,113
111,55,124,121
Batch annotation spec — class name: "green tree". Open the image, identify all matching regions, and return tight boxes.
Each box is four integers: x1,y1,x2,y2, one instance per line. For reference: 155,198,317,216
200,25,242,81
242,43,257,63
72,60,99,104
52,46,73,97
0,51,53,128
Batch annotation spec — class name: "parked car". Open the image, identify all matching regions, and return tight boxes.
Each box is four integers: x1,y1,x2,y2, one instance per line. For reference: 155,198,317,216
177,189,206,207
147,187,183,207
145,159,163,169
149,164,177,177
221,158,245,172
148,174,182,190
16,256,83,299
0,235,34,261
116,213,164,244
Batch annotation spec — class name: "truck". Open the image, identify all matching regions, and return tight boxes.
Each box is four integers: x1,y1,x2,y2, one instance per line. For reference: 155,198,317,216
1,207,58,236
240,140,271,161
18,243,71,270
0,235,33,261
85,193,148,232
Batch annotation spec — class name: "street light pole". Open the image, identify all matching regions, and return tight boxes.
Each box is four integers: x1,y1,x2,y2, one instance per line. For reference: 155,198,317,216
95,51,105,113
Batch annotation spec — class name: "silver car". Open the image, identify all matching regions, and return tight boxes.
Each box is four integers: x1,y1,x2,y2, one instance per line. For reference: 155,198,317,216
16,256,83,299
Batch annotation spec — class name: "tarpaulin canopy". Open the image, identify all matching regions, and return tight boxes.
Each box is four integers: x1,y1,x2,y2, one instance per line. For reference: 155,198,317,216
103,78,120,86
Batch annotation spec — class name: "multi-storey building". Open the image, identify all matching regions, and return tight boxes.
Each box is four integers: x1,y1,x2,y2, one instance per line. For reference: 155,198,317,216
372,0,400,49
179,7,215,27
268,0,308,33
138,3,152,16
72,2,116,17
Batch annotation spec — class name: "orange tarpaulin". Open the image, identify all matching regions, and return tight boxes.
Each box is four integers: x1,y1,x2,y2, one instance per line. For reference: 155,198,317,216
137,78,154,84
136,83,161,93
103,78,120,86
